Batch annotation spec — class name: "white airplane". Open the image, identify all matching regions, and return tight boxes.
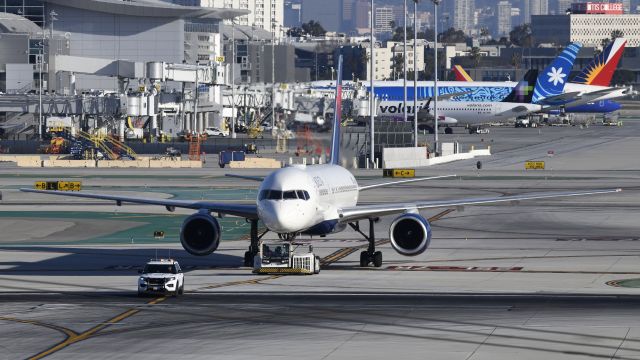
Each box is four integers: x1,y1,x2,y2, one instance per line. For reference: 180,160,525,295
22,56,622,268
374,43,585,132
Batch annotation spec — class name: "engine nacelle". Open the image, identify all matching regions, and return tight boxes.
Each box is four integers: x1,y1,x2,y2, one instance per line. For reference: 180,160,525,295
180,212,221,256
389,213,432,256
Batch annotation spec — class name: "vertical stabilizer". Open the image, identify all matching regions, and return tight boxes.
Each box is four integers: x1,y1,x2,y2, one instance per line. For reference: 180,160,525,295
453,65,474,82
329,55,344,165
572,38,626,86
501,70,538,103
532,42,582,104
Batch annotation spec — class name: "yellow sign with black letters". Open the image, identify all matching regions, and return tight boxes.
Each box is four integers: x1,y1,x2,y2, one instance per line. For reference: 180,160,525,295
34,181,82,191
525,161,545,170
383,169,416,178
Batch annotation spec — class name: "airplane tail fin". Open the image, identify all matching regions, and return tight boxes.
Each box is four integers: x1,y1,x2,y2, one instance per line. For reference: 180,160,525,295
453,65,473,82
572,38,626,86
501,69,538,103
532,42,582,104
329,55,344,166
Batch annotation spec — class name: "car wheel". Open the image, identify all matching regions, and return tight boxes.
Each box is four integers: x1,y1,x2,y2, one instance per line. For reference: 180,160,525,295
179,281,184,295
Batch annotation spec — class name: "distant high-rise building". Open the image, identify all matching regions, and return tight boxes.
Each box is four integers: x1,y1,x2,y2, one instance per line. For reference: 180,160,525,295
522,0,547,22
523,0,530,23
531,0,548,15
498,1,512,36
622,0,631,13
375,6,395,34
557,0,572,14
353,0,370,29
301,0,343,32
204,0,284,36
284,1,302,27
342,0,354,31
453,0,475,34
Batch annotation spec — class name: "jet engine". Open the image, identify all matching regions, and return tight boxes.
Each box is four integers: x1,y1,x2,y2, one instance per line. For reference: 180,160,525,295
180,212,221,256
389,213,432,256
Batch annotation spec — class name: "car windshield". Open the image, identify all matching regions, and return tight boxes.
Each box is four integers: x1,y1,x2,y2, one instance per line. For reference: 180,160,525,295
143,264,177,274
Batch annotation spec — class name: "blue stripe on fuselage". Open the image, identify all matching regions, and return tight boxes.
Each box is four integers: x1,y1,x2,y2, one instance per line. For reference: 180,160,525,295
301,220,346,236
564,100,621,113
370,86,513,102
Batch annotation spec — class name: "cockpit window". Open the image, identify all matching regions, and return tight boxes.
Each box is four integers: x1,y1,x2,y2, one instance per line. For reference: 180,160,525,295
296,190,310,200
259,190,310,201
283,191,297,199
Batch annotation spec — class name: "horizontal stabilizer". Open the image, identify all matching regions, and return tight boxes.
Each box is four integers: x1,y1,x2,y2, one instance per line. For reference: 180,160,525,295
536,91,582,106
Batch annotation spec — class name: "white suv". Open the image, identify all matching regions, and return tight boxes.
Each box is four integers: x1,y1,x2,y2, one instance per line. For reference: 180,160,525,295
138,259,184,296
204,127,228,137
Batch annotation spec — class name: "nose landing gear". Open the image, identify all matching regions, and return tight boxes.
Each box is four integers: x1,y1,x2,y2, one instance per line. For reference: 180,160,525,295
349,218,383,268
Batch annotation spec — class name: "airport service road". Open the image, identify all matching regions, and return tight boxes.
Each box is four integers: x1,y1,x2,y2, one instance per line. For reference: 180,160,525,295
2,293,640,360
1,121,640,358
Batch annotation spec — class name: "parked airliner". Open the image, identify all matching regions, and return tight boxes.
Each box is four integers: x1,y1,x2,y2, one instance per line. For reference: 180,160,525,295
375,43,583,130
22,55,621,268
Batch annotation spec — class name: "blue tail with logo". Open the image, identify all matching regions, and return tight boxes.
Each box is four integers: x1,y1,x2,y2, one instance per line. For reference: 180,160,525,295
329,55,343,165
532,42,582,104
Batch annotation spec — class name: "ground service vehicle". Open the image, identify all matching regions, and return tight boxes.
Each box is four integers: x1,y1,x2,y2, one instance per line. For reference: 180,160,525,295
253,241,321,275
138,259,184,296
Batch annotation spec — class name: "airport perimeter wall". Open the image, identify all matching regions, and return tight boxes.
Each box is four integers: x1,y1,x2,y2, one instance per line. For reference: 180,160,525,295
0,137,289,155
383,146,491,168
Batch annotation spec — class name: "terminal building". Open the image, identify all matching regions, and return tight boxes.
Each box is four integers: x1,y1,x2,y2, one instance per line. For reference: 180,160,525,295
0,0,248,136
532,2,640,47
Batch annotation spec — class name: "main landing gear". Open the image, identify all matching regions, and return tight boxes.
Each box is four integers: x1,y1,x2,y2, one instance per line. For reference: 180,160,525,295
349,218,382,268
244,219,268,267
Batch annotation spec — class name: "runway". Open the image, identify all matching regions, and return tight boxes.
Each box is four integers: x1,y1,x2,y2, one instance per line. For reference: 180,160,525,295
1,121,640,358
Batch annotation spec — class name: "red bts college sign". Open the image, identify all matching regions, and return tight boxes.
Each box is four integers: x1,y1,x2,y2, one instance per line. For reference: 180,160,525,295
571,2,624,14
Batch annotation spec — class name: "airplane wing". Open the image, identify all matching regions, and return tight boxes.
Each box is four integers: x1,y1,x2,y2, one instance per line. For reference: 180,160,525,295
337,188,621,223
19,189,258,219
545,87,629,110
225,174,265,182
358,175,456,191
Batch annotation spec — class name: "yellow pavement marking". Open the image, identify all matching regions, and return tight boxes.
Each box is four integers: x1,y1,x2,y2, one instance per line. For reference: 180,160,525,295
0,316,78,339
23,209,456,359
27,296,167,360
321,209,456,266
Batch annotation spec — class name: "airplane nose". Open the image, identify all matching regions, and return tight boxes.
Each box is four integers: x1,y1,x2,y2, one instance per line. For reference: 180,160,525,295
258,201,306,233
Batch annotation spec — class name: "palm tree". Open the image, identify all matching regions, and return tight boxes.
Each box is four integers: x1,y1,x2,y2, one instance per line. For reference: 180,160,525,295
470,47,482,68
611,30,624,40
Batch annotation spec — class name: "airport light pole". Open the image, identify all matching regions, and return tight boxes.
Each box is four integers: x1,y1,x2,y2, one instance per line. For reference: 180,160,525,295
403,0,408,125
38,47,43,141
271,21,276,131
370,0,376,168
413,0,419,147
432,0,440,155
231,21,236,139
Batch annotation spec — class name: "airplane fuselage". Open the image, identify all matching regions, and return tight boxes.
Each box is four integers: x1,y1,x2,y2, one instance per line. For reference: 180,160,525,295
257,164,359,234
376,100,541,125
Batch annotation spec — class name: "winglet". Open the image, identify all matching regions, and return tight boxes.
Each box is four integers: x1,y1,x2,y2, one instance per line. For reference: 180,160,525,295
329,55,344,165
533,42,582,104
